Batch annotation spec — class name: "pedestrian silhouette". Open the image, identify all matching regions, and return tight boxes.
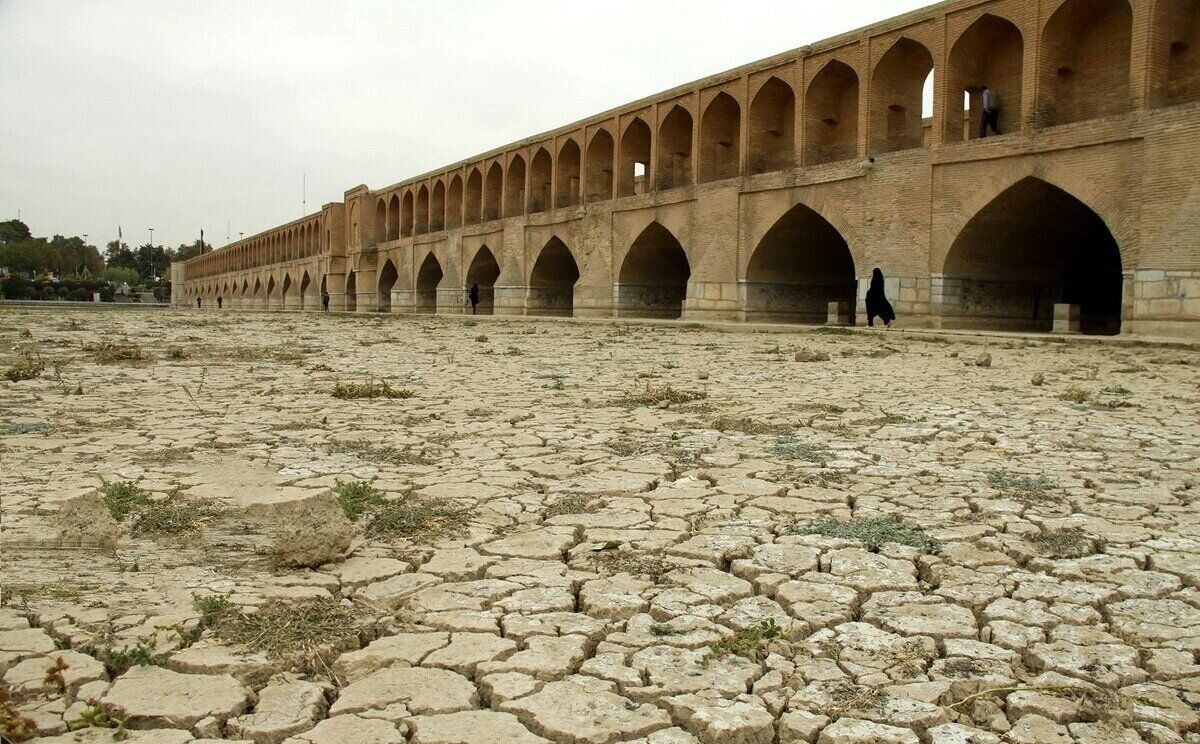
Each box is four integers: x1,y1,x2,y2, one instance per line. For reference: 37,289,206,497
980,86,1000,137
865,268,895,328
469,283,480,315
322,292,330,312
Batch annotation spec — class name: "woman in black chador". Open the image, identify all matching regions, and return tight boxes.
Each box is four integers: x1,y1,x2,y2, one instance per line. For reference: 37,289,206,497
865,268,895,328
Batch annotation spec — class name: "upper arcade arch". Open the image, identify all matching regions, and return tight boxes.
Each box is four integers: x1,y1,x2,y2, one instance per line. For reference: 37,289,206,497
505,155,526,217
618,118,651,197
431,181,446,232
530,148,552,213
945,14,1024,142
870,37,935,155
556,139,581,208
805,60,859,166
657,106,693,190
448,175,464,229
587,129,615,202
1038,0,1132,127
699,92,741,183
749,77,795,175
1150,0,1200,108
465,169,482,226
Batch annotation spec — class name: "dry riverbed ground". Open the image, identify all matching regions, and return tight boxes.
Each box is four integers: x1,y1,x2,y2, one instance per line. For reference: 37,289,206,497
2,307,1200,744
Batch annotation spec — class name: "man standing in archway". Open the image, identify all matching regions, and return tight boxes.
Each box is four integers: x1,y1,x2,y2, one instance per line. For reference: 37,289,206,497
469,283,480,315
980,86,1000,138
322,292,330,312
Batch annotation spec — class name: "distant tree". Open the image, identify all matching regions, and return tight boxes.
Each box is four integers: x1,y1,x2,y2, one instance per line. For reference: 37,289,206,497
0,220,32,244
104,240,138,271
172,240,203,262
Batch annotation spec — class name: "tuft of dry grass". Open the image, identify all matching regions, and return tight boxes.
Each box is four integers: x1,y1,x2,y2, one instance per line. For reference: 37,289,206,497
331,379,413,400
203,598,366,677
365,492,472,541
794,348,831,362
709,416,792,436
1028,527,1094,558
4,353,44,383
544,495,599,518
616,383,707,407
91,341,145,364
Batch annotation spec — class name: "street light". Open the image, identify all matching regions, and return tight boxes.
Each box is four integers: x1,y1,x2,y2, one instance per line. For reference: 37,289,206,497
148,228,156,281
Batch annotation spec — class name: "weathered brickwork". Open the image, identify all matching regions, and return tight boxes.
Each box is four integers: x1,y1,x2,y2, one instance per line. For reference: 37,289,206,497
177,0,1200,337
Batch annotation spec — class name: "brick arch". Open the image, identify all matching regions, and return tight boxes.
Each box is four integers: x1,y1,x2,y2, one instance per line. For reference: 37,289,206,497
940,174,1125,334
745,191,864,274
528,235,580,317
933,164,1133,273
415,250,443,314
615,220,692,319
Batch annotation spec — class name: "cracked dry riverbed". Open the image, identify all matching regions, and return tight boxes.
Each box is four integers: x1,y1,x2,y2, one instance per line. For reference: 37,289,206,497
2,308,1200,744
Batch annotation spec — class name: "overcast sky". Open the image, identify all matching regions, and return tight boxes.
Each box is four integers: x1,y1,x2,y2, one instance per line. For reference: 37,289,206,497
0,0,934,251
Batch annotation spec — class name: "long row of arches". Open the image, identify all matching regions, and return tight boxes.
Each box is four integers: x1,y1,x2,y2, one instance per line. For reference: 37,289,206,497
367,0,1198,242
235,176,1104,334
188,218,325,280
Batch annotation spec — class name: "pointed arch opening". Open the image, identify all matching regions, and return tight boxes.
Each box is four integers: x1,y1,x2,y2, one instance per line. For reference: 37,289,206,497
618,222,691,319
431,181,446,232
377,259,398,312
505,156,526,217
266,276,277,305
806,61,860,166
529,148,552,213
618,118,651,197
528,237,580,317
556,140,581,208
387,195,400,240
416,185,430,234
281,273,294,309
749,77,795,174
941,177,1123,334
946,14,1024,142
870,37,935,155
300,271,312,310
344,271,357,312
586,130,614,202
465,246,501,315
1150,0,1200,108
416,254,442,314
699,93,741,183
484,163,503,221
1038,0,1132,126
657,106,693,190
744,204,855,324
466,169,483,225
401,191,414,238
447,175,464,229
374,201,386,243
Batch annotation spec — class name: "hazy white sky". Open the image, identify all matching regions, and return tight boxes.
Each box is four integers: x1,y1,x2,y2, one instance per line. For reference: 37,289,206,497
0,0,934,250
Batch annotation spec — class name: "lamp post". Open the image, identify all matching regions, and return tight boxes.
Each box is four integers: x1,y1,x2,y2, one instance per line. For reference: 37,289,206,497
148,228,156,281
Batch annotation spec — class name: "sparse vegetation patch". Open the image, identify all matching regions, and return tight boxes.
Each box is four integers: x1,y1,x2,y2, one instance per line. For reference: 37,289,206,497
615,383,707,407
791,516,942,553
331,379,413,400
708,619,782,660
334,479,386,521
1028,527,1094,558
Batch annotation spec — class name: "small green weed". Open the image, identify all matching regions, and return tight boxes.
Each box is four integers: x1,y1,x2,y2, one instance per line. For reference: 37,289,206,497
334,479,385,521
133,492,221,535
650,624,690,637
771,436,833,464
709,619,782,660
366,493,471,541
1059,386,1092,404
99,479,152,521
792,516,942,553
67,700,129,736
987,469,1058,501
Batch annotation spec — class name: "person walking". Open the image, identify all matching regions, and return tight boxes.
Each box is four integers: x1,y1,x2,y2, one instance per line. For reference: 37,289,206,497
196,297,202,309
865,268,895,328
322,292,330,312
980,86,1000,138
469,283,480,315
217,296,223,310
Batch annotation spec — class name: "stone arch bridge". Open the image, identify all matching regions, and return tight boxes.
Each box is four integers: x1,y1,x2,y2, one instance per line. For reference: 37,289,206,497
176,0,1200,337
